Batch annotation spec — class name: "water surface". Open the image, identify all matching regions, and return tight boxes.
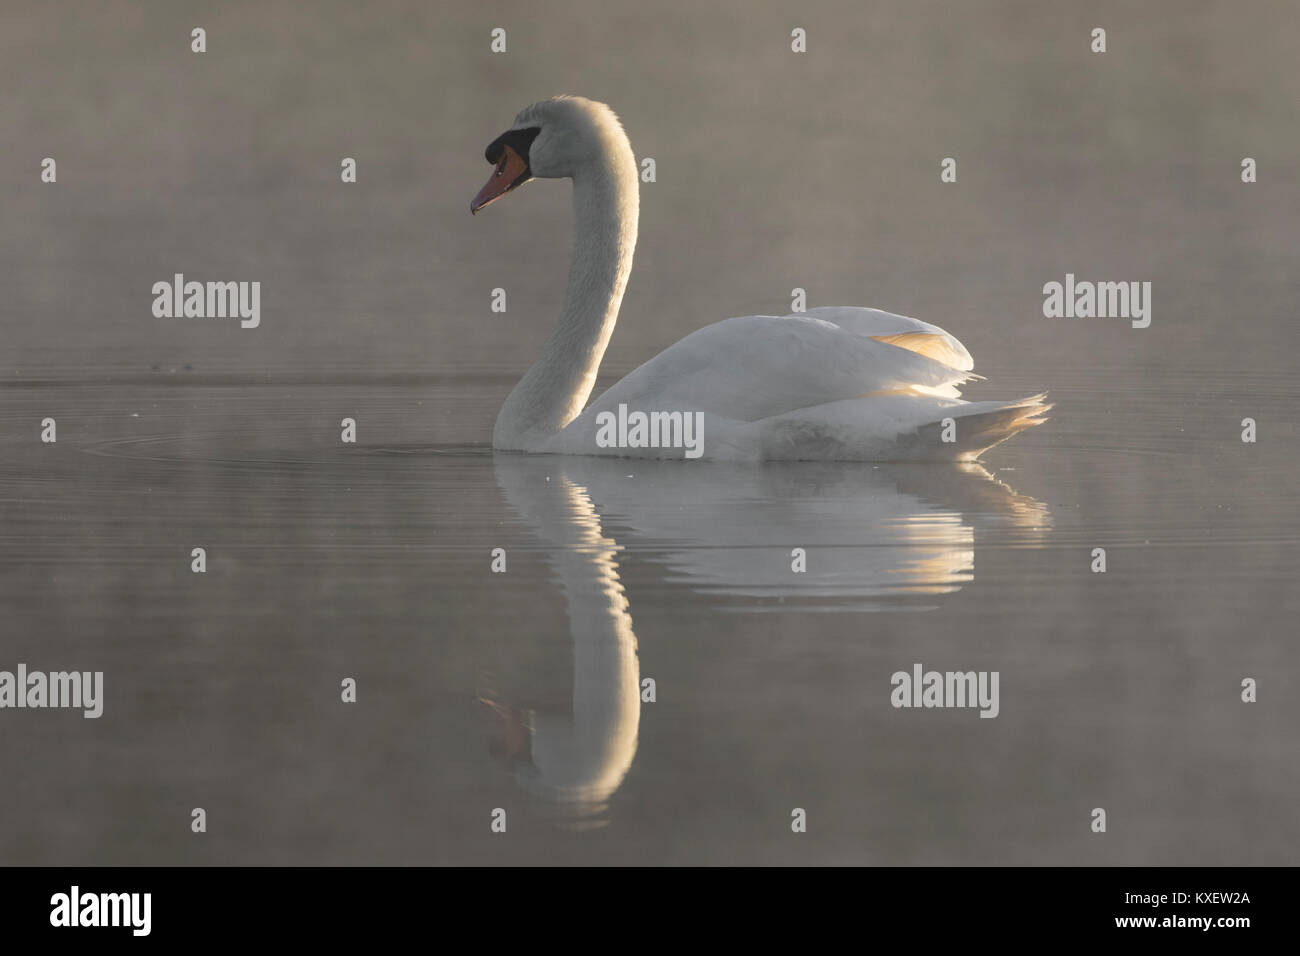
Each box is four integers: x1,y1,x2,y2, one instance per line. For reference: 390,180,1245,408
1,0,1298,864
1,363,1295,864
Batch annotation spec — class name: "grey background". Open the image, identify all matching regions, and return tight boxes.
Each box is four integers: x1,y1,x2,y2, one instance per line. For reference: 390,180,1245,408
0,0,1296,864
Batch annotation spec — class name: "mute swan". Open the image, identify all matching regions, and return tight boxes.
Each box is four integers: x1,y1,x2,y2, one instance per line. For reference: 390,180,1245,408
472,96,1048,461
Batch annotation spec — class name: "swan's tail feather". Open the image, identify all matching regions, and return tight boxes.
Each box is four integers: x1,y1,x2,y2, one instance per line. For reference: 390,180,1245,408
910,393,1052,461
747,392,1051,462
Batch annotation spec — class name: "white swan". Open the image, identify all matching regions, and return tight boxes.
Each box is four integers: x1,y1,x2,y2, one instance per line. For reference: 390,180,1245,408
472,96,1048,461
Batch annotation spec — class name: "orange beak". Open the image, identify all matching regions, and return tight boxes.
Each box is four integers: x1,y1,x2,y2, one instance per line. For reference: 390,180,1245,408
470,144,531,214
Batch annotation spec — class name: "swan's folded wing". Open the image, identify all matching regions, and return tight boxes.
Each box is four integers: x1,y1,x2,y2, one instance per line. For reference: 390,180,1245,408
585,308,977,422
804,307,974,372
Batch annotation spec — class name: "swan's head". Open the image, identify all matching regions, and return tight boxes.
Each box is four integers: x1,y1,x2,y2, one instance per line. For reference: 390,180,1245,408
471,96,631,214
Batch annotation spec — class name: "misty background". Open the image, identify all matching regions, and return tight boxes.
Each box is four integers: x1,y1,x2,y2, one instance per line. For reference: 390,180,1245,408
0,1,1296,864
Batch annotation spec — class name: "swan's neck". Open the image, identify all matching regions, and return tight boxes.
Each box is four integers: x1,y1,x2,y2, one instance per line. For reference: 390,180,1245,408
494,144,639,448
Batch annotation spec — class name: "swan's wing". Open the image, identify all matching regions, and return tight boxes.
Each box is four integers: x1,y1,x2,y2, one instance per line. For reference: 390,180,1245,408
585,306,976,422
803,307,973,372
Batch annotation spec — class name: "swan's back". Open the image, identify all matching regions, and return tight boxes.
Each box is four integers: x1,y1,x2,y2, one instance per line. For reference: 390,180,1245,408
544,306,1048,461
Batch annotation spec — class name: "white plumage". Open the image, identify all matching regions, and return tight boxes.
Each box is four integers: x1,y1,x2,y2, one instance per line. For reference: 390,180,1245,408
474,97,1048,461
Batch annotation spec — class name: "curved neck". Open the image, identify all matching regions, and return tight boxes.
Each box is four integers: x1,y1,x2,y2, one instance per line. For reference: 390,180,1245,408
527,475,641,808
494,141,639,448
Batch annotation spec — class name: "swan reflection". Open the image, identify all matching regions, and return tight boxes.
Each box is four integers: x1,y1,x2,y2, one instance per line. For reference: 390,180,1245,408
480,455,1049,821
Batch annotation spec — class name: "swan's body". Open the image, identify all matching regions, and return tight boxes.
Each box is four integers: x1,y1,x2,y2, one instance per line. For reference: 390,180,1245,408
473,96,1047,461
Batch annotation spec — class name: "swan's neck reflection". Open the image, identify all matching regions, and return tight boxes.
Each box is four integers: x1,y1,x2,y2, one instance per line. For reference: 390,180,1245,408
486,468,640,824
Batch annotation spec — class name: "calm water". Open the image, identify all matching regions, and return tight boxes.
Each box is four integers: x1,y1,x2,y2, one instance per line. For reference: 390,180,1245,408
1,1,1298,864
1,364,1296,864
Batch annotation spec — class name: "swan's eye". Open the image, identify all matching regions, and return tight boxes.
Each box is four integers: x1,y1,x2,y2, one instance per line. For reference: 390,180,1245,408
472,134,539,214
